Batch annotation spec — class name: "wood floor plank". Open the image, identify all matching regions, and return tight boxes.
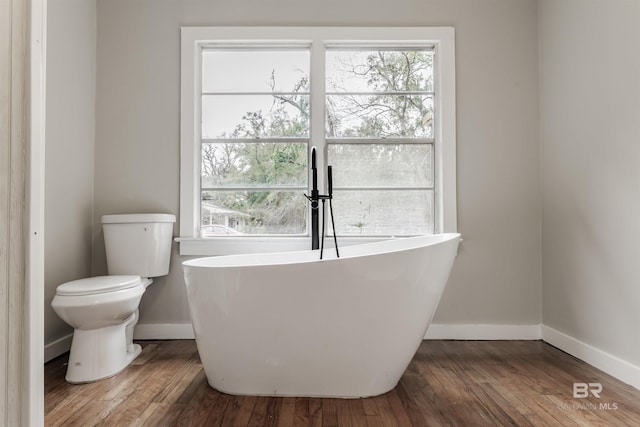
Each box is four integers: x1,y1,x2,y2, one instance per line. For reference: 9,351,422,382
247,396,281,427
320,398,338,427
412,358,483,425
334,398,354,427
231,394,257,426
45,379,112,426
309,397,323,427
276,397,296,427
467,383,533,426
174,383,219,426
395,373,440,426
293,397,311,426
203,391,235,426
384,388,415,427
45,340,640,426
360,396,385,427
129,402,164,427
346,398,367,427
367,394,400,427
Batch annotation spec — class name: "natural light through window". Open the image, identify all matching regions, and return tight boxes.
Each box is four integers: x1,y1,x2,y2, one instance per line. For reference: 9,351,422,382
326,48,435,235
200,48,310,236
179,27,456,255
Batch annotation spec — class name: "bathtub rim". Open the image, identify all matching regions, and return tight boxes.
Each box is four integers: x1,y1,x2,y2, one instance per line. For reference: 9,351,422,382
182,232,461,269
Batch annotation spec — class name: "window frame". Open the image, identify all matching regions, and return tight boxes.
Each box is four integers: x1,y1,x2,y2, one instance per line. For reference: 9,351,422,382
178,26,457,256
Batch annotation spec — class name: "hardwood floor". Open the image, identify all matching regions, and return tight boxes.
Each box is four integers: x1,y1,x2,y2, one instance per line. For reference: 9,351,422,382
45,340,640,426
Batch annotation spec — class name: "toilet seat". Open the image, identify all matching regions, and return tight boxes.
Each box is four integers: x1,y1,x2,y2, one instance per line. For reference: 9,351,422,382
56,275,142,297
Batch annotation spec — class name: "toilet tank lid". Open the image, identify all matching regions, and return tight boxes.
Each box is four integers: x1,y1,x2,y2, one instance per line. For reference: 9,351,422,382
102,213,176,224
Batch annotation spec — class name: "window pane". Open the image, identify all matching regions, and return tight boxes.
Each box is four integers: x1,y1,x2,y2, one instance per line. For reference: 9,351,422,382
202,94,309,139
202,190,307,235
331,190,433,236
202,142,307,188
326,50,434,93
328,144,433,188
326,94,433,138
202,50,310,93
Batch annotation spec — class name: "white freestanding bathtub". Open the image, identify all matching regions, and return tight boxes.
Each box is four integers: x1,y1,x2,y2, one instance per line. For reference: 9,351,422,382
182,233,461,398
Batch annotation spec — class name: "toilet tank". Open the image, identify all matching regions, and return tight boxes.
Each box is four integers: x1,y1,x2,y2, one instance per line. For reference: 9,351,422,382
102,213,175,277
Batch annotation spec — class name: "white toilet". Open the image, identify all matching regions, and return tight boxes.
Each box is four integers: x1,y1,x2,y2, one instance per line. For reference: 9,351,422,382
51,213,175,383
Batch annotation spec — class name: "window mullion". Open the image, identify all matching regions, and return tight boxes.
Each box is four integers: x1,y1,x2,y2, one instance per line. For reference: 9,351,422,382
202,137,309,144
310,39,327,194
326,138,434,145
325,91,434,96
333,186,434,191
202,91,311,96
202,187,307,192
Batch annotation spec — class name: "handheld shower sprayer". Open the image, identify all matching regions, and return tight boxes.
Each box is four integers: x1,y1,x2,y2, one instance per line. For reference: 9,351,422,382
304,147,339,259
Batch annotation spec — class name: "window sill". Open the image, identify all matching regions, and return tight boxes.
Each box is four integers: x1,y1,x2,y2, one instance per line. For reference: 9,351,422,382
175,236,385,256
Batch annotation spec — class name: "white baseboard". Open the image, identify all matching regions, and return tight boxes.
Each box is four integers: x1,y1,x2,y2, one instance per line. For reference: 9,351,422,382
133,322,544,341
44,333,73,363
133,323,195,340
134,322,544,341
424,323,542,340
541,325,640,390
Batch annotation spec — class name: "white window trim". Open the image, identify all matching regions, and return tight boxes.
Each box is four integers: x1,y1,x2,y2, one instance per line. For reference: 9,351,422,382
178,26,456,256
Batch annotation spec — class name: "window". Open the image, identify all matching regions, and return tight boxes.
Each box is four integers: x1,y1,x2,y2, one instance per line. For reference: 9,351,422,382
180,27,456,255
326,48,435,235
200,48,310,236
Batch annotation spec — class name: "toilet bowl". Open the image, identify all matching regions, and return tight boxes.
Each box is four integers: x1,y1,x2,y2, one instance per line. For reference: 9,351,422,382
51,213,175,383
51,275,151,383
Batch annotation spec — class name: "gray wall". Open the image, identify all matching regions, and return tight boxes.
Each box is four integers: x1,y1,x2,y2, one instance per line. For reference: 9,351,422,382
93,0,542,327
45,0,96,346
540,0,640,365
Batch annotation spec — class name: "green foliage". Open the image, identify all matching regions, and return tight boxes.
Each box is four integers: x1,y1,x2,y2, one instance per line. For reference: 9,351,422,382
202,89,308,234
